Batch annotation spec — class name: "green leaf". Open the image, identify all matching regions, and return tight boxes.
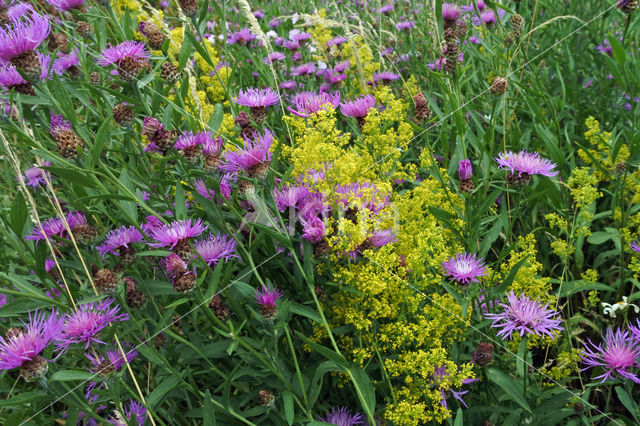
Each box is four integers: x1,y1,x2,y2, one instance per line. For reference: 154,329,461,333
175,179,186,220
493,255,530,295
454,408,463,426
350,366,375,417
608,35,626,65
178,35,193,70
89,118,110,169
615,386,640,422
0,391,48,407
308,361,344,406
486,368,532,413
296,332,349,369
9,190,27,236
209,103,224,133
289,302,322,323
148,375,181,408
283,390,294,426
203,390,216,426
50,370,94,382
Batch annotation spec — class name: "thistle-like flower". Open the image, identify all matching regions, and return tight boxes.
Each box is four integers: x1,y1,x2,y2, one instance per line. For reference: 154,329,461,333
86,341,138,377
233,87,280,123
96,41,151,80
317,407,364,426
219,130,273,179
0,309,63,380
288,91,341,117
0,13,50,77
340,95,376,127
495,150,558,184
164,253,197,292
148,218,208,260
45,0,85,11
107,399,147,426
580,328,640,384
194,233,239,267
97,226,144,263
20,162,51,190
255,283,283,320
485,290,563,340
442,252,487,285
56,298,129,350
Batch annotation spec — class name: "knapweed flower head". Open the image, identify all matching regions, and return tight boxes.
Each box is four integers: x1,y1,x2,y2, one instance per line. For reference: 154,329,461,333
96,41,150,80
194,233,239,267
458,158,473,181
485,290,563,340
0,12,50,61
50,111,73,137
301,216,326,244
580,328,640,384
442,3,461,23
228,28,256,45
56,298,129,350
108,399,147,426
631,239,640,253
273,184,310,211
219,130,273,178
255,283,282,320
334,181,390,213
480,9,497,26
233,87,280,108
25,216,66,245
0,309,63,371
442,252,487,284
0,63,28,90
288,91,341,117
495,150,559,177
317,406,364,426
372,71,401,85
86,341,138,375
340,94,376,118
96,41,150,66
20,161,51,190
45,0,85,11
148,218,208,249
96,225,144,259
433,364,478,409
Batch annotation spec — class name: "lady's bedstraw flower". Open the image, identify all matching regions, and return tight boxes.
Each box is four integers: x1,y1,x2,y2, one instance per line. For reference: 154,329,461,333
0,309,63,380
495,150,559,185
148,218,208,260
0,13,50,77
441,252,487,285
233,87,280,123
96,41,151,80
340,95,376,128
580,328,640,384
194,233,239,267
97,226,144,264
255,283,282,320
56,298,129,350
485,290,563,340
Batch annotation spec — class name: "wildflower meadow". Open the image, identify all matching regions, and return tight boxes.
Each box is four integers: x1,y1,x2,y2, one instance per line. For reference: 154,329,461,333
2,0,640,424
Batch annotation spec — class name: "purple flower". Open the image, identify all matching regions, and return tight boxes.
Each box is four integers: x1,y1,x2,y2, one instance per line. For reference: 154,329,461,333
0,309,63,371
327,36,348,47
50,111,72,136
174,130,205,156
264,51,285,64
442,252,487,284
333,60,350,73
334,181,389,213
618,0,637,11
372,71,401,85
25,217,66,245
301,216,326,243
340,95,376,118
377,4,394,14
0,13,50,61
495,150,559,177
233,87,280,108
273,184,310,211
442,3,461,22
291,32,311,42
45,0,85,11
433,364,478,409
97,226,144,258
193,179,215,200
485,291,563,340
96,41,150,66
228,28,256,45
148,219,208,249
367,229,396,247
202,134,223,157
20,162,51,190
396,20,415,30
288,91,341,117
108,399,147,426
480,9,497,26
53,50,80,75
290,62,316,76
194,233,239,267
0,63,28,89
86,341,138,374
255,283,282,307
56,298,129,350
631,240,640,253
219,130,273,177
596,39,613,56
580,328,640,384
317,407,364,425
458,159,473,181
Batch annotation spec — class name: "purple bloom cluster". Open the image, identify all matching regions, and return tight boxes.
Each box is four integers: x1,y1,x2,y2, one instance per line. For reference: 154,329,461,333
495,150,559,177
288,91,341,117
219,130,273,177
194,233,239,267
233,87,280,108
96,41,150,66
340,95,376,118
97,226,144,258
580,327,640,384
148,218,208,249
0,13,50,61
317,406,364,426
57,298,129,350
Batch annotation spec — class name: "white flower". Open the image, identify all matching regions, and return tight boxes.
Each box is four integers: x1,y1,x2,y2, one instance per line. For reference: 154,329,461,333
266,30,277,39
601,296,640,318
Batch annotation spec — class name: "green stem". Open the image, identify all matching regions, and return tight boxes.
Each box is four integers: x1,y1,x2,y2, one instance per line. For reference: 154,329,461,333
284,325,313,420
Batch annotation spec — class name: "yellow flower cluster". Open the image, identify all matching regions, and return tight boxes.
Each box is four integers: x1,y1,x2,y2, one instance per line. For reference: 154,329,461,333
538,348,581,384
578,116,629,179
